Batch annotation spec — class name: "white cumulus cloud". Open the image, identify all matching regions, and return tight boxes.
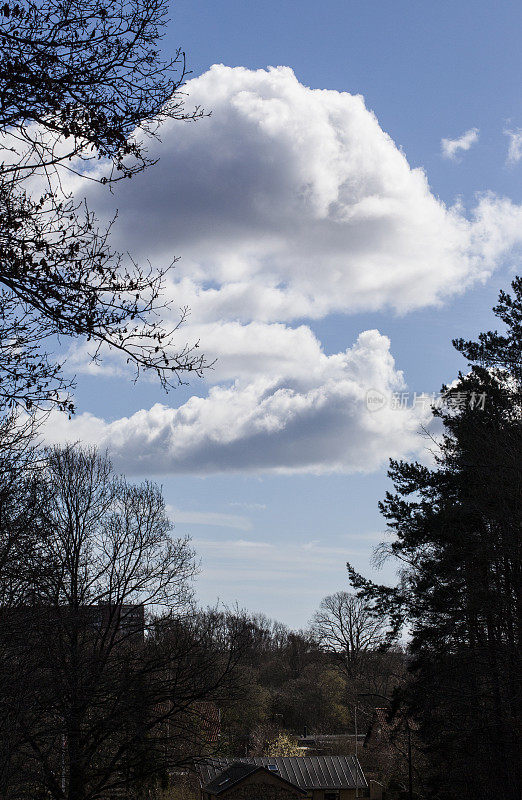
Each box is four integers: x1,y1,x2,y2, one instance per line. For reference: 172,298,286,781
80,68,521,320
47,67,522,477
43,329,429,476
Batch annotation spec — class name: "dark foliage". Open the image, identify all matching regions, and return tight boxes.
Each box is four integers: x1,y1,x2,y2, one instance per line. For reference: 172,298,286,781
348,278,522,800
0,446,249,800
215,611,404,761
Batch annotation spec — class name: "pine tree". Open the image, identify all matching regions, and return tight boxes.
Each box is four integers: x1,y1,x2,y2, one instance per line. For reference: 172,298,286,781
348,278,522,800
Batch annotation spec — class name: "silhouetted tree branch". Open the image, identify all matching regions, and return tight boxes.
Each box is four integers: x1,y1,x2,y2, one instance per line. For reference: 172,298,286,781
0,0,209,414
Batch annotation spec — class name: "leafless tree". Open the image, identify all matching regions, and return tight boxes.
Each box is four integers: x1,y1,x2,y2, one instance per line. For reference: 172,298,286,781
0,446,247,800
310,591,387,676
0,0,209,415
0,413,50,607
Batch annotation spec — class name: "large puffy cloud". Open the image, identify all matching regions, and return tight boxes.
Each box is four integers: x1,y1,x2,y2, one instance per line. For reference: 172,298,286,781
48,65,521,476
44,329,429,475
66,320,333,384
81,64,522,320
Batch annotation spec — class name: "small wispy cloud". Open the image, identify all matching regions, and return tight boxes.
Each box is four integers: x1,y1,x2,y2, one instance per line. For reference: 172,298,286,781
441,127,479,160
341,530,388,542
505,128,522,165
229,502,267,511
167,506,252,531
193,538,365,579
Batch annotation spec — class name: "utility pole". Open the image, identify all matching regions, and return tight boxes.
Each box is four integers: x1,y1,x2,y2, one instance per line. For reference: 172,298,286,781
354,700,358,798
61,733,66,796
407,723,413,800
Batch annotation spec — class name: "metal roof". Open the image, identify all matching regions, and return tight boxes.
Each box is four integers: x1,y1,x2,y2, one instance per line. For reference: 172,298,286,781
204,763,262,795
198,756,368,791
204,762,306,796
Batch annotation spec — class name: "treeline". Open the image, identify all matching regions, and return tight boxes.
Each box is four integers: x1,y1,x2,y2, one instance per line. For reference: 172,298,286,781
0,434,406,798
217,610,405,756
0,438,408,800
0,437,407,798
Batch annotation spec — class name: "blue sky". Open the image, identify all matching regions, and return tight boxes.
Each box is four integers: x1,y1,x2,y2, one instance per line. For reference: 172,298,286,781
50,0,522,628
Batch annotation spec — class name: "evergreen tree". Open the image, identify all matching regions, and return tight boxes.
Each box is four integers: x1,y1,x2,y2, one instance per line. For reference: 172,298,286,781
348,278,521,800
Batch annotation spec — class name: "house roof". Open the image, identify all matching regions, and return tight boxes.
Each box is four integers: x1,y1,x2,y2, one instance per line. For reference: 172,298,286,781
204,763,261,795
199,756,367,791
204,762,306,796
